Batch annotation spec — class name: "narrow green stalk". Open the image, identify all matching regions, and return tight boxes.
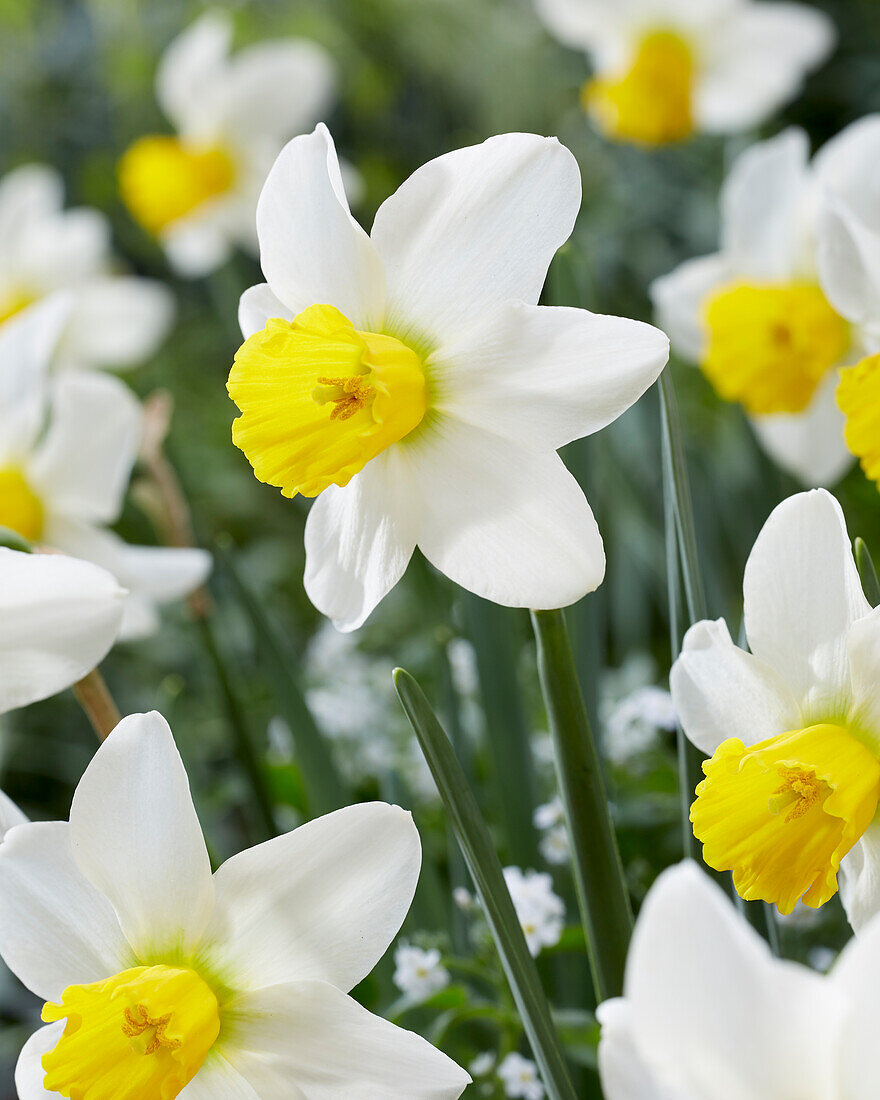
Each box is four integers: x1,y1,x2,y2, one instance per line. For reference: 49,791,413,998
856,537,880,608
530,609,632,1001
393,669,578,1100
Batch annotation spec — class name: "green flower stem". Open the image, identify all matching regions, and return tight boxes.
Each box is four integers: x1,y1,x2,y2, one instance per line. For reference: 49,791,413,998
530,609,632,1002
393,669,578,1100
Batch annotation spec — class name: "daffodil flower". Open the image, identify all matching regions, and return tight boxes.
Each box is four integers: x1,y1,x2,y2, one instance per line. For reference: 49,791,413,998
0,547,124,715
813,115,880,491
228,125,669,630
599,861,880,1098
0,298,210,638
0,711,471,1099
653,127,880,486
0,163,173,370
534,0,834,146
119,10,337,277
670,489,880,922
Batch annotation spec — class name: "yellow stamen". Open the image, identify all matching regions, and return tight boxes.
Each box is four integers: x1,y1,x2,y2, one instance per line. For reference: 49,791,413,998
227,304,428,498
0,466,44,541
701,282,850,415
118,136,236,235
691,723,880,915
583,30,694,146
41,965,220,1100
837,352,880,488
0,287,36,324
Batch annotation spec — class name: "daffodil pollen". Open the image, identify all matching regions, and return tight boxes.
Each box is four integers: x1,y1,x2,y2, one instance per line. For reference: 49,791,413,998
702,281,850,415
118,136,235,235
41,964,220,1100
838,352,880,489
0,465,44,541
584,30,694,146
227,304,428,497
691,723,880,915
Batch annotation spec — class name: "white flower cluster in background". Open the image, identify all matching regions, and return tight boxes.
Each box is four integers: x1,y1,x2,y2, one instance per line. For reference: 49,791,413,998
392,943,451,1002
503,866,566,956
498,1052,546,1100
600,654,678,765
533,798,570,865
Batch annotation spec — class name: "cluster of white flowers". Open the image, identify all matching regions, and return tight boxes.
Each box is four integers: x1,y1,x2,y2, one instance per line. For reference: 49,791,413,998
601,657,678,765
392,944,451,1001
503,867,566,957
498,1052,546,1100
533,798,570,865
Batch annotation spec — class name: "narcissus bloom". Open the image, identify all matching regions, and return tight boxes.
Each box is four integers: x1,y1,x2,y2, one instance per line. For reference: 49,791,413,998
119,10,336,277
670,490,880,921
653,127,880,485
599,862,880,1098
0,163,173,370
0,298,210,637
228,125,669,630
534,0,833,146
0,712,470,1099
0,548,124,715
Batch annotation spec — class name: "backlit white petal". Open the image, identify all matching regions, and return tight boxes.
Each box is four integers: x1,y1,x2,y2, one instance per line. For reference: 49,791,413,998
839,822,880,934
239,282,293,339
0,549,124,714
845,607,880,745
597,999,679,1100
199,802,420,992
156,10,232,138
0,164,64,242
57,277,175,371
223,980,470,1099
431,300,668,450
816,194,880,326
650,252,731,362
372,133,580,346
15,1024,65,1100
409,421,604,610
0,789,27,838
743,490,870,718
0,822,133,1001
813,113,880,231
670,618,800,756
20,207,110,292
256,125,384,328
180,1055,261,1099
831,896,880,1095
69,711,214,957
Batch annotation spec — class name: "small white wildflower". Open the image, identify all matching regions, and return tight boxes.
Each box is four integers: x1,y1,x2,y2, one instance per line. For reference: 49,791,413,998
539,826,570,866
453,887,475,911
498,1052,545,1100
469,1051,496,1078
393,944,450,1001
533,798,563,832
503,867,565,956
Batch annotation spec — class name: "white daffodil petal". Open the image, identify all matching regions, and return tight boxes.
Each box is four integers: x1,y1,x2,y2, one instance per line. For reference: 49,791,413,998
839,822,880,934
21,207,110,292
199,802,420,993
846,607,880,743
303,448,419,632
431,301,668,450
720,128,812,280
29,373,142,525
179,1054,261,1099
0,549,124,714
256,125,385,328
15,1023,64,1100
813,113,880,228
650,252,730,363
162,215,234,279
238,282,293,339
58,277,175,371
597,999,679,1100
409,422,604,610
224,980,470,1099
742,489,871,716
748,372,855,488
621,862,836,1098
0,788,27,838
69,711,214,957
372,133,581,346
831,904,880,1096
532,0,608,50
670,618,800,756
0,164,64,242
816,194,880,326
156,10,232,138
0,822,133,1001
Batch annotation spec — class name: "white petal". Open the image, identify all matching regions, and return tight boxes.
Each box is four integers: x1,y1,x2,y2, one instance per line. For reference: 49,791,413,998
303,448,419,631
199,803,420,992
238,282,293,339
650,252,731,363
162,213,233,278
597,1000,678,1100
156,11,232,138
373,133,580,347
180,1055,261,1099
0,821,132,1001
216,40,336,144
845,607,880,743
408,420,604,610
0,164,64,243
0,549,124,714
669,618,800,756
839,822,880,934
720,128,813,280
831,897,880,1097
748,371,855,487
816,192,880,327
256,125,384,328
15,1024,64,1100
743,489,870,717
431,300,668,450
696,4,835,133
57,277,175,371
0,788,27,838
532,0,608,50
223,980,470,1099
813,113,880,230
621,862,837,1097
29,372,142,524
68,711,214,957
